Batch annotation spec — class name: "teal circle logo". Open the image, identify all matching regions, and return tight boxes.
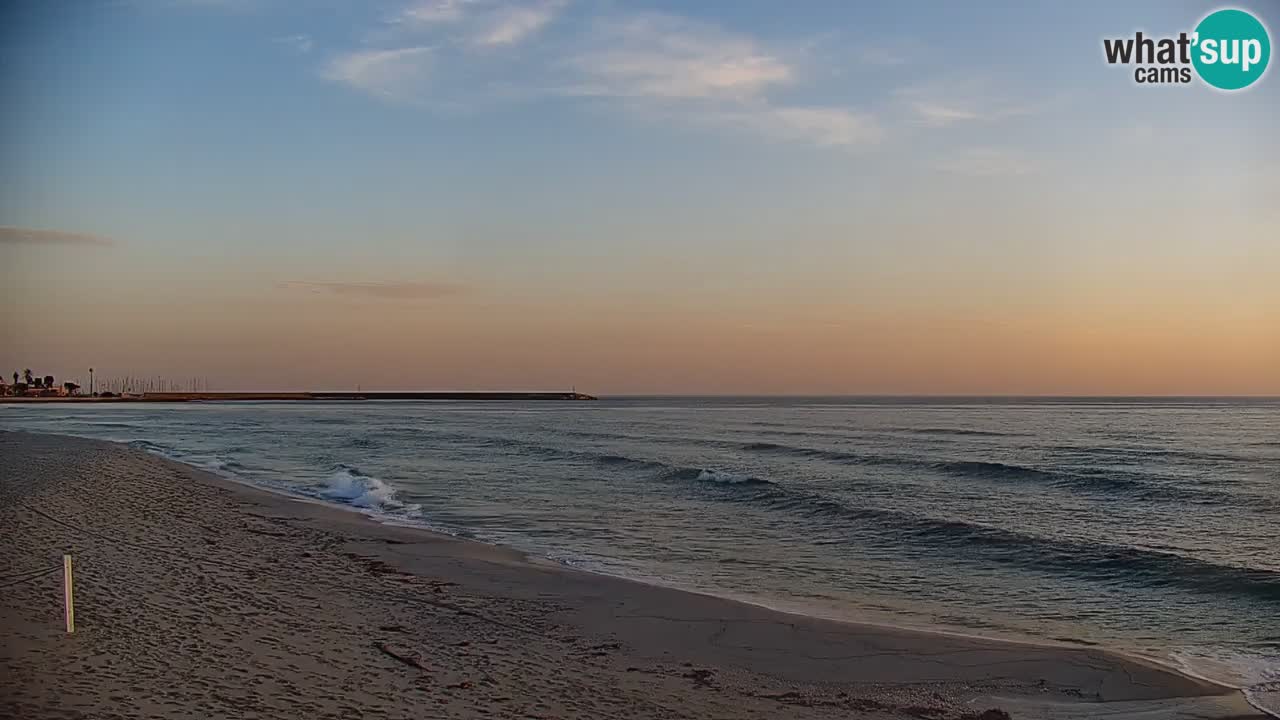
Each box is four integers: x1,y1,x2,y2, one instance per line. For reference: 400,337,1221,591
1192,9,1271,90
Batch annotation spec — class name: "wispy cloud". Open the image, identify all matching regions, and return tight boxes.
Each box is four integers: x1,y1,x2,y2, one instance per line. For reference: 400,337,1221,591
274,34,313,53
323,46,433,101
277,280,466,300
711,106,883,148
324,6,880,149
937,147,1033,177
391,0,565,47
397,0,472,25
0,226,115,246
562,14,877,149
566,15,792,101
897,78,1053,128
910,101,980,127
475,0,565,47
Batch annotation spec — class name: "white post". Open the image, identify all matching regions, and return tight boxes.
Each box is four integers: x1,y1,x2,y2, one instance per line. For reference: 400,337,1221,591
63,554,75,634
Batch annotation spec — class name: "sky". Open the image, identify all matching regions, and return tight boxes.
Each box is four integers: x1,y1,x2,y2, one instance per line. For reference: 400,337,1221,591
1,0,1277,395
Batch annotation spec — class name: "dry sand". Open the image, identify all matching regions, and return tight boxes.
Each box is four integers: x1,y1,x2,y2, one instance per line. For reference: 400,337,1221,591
0,431,1266,719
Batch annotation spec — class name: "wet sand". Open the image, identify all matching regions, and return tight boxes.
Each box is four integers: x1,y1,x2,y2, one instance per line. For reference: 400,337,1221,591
0,432,1265,719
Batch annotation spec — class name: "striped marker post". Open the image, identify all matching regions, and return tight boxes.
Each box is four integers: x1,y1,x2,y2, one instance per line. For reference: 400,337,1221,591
62,554,75,634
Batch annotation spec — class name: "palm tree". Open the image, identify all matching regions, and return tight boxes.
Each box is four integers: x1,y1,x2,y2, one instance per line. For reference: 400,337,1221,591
22,369,33,385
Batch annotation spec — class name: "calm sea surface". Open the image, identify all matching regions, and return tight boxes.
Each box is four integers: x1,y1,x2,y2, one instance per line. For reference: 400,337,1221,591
4,397,1277,710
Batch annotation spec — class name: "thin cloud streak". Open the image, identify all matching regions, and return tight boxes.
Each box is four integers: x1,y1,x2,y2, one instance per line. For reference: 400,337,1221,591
897,79,1058,128
709,106,883,148
0,226,115,246
567,14,792,100
911,101,980,127
391,0,566,47
475,0,566,46
277,280,467,300
322,46,433,101
397,0,472,25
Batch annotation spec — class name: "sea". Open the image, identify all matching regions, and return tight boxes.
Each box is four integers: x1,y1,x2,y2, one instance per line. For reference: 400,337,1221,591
3,397,1277,713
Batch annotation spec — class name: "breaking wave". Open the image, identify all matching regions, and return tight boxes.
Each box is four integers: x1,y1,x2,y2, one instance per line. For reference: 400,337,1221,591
319,464,411,511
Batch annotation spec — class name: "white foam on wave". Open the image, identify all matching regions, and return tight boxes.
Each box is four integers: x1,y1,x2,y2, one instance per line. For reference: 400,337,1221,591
320,464,418,513
128,439,175,456
131,440,240,479
696,469,759,485
1250,688,1280,720
123,437,425,523
1171,648,1280,718
190,456,245,477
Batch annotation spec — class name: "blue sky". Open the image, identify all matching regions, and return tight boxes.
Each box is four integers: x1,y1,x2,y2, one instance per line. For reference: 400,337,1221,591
1,0,1277,393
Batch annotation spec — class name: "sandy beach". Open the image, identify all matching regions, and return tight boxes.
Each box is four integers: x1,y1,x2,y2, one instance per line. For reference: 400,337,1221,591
0,431,1265,719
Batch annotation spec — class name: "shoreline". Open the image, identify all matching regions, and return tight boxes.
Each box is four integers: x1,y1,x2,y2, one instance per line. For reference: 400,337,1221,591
198,451,1219,682
66,431,1275,692
0,429,1216,670
187,458,1280,719
1,431,1267,719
